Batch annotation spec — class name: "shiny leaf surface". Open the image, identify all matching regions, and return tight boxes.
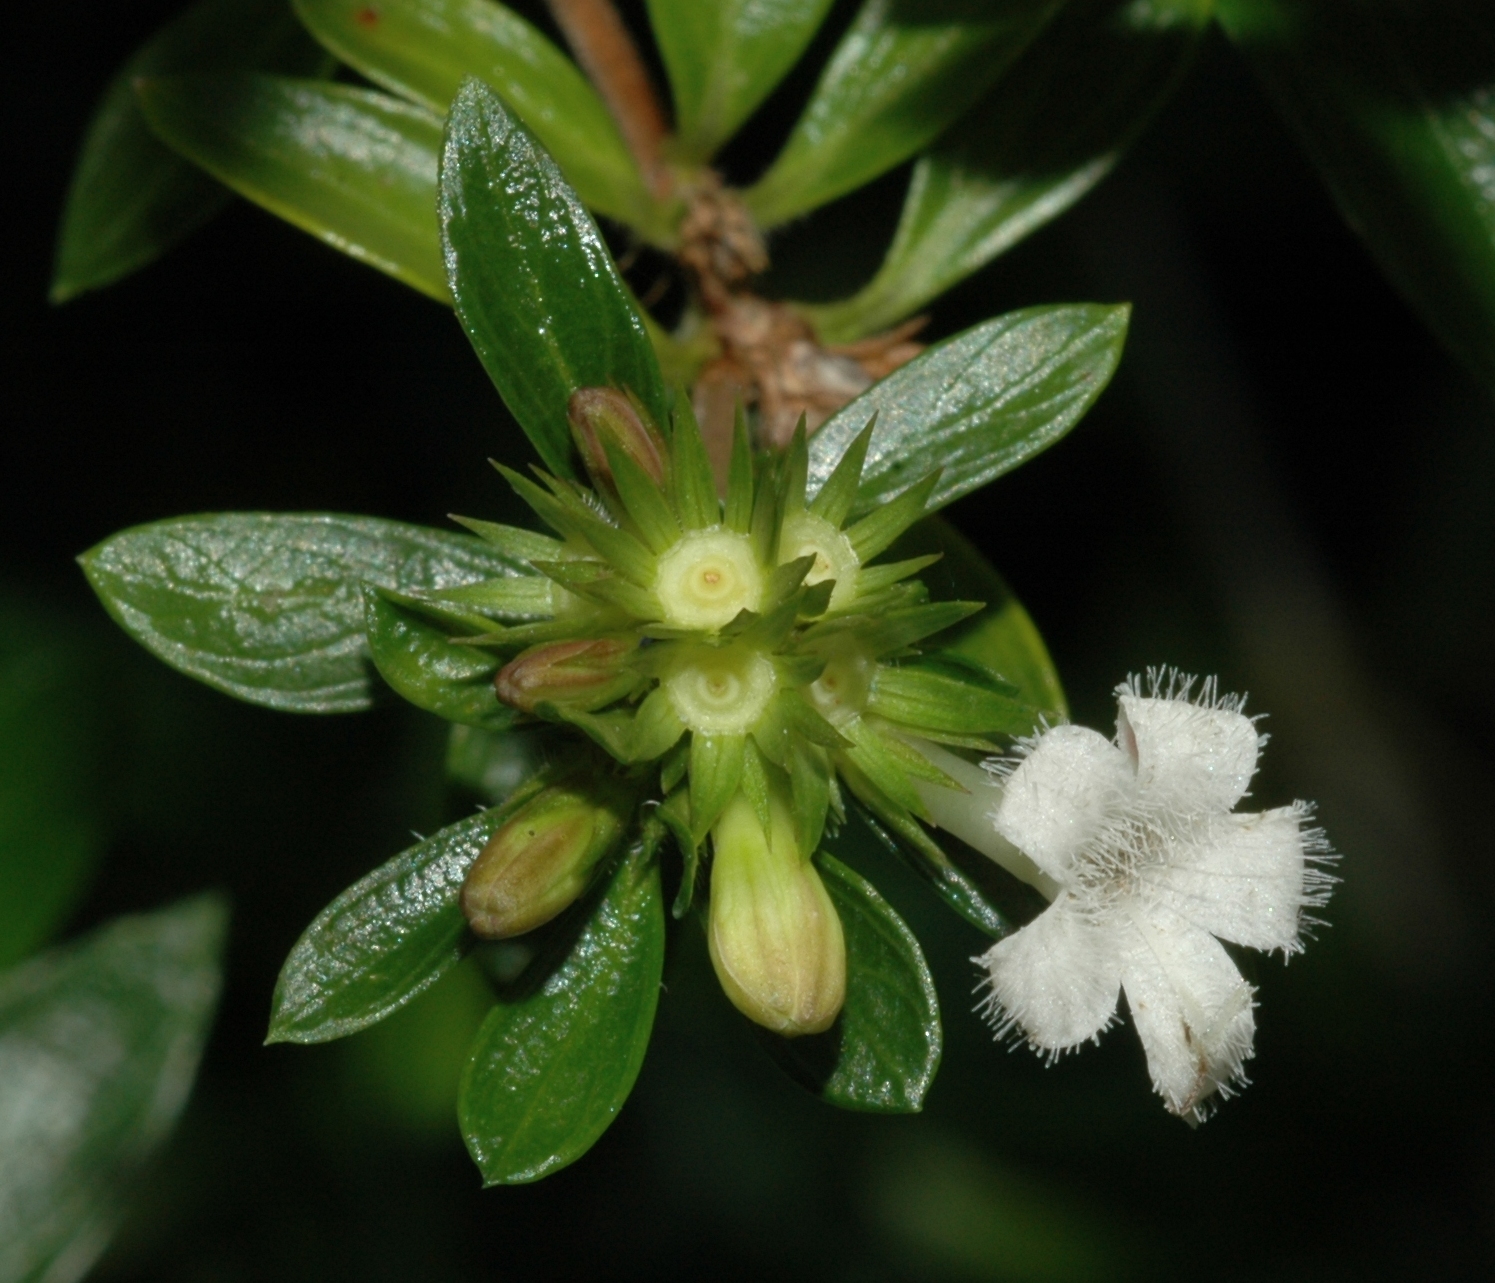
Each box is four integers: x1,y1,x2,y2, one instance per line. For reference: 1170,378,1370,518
51,0,327,303
293,0,662,234
1219,0,1495,396
440,79,668,477
0,897,225,1283
646,0,836,161
459,821,665,1184
137,73,448,300
81,513,525,713
808,305,1129,519
745,0,1062,227
759,854,940,1112
810,0,1210,341
267,790,543,1043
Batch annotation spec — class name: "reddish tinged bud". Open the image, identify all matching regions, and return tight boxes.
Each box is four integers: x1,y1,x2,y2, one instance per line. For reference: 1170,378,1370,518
495,638,637,713
462,776,634,939
567,387,667,490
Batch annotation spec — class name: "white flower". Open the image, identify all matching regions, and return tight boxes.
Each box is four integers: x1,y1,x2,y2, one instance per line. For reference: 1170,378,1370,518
974,672,1334,1123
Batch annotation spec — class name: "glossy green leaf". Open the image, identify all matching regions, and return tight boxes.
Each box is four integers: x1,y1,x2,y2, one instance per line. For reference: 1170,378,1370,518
808,304,1129,519
267,789,542,1043
888,518,1065,720
0,896,225,1283
0,605,108,968
292,0,665,236
745,0,1062,227
759,853,939,1112
460,820,665,1184
1219,0,1495,396
81,513,526,714
440,79,669,478
809,0,1210,341
138,73,449,300
363,588,516,730
50,0,327,303
646,0,836,162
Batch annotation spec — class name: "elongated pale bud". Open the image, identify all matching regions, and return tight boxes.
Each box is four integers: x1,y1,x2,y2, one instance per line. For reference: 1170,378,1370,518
708,789,845,1036
462,775,633,938
568,387,667,490
495,637,637,713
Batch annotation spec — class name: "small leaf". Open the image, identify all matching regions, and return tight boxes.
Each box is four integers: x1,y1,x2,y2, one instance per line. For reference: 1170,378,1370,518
745,0,1063,227
0,896,225,1282
51,0,327,303
363,588,517,730
809,0,1210,340
758,854,940,1112
1219,0,1495,397
807,305,1129,519
460,820,665,1184
440,80,669,477
267,789,543,1043
886,518,1066,719
646,0,836,162
137,73,449,300
80,513,524,714
293,0,664,235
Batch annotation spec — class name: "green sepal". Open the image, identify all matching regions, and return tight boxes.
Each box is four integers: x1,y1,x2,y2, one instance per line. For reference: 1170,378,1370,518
740,739,774,837
658,790,699,918
364,588,517,730
757,854,940,1113
840,773,1009,939
724,410,755,534
849,554,941,600
669,395,721,530
532,561,661,620
556,687,685,764
812,599,982,659
838,719,930,820
292,0,664,237
604,439,680,555
459,817,666,1184
778,422,810,515
868,656,1039,737
788,738,832,859
808,417,875,528
809,306,1129,520
440,79,667,477
267,781,547,1043
449,515,566,564
749,454,781,567
760,555,816,614
80,512,522,714
432,575,555,621
660,741,689,795
689,734,747,846
778,688,851,750
499,464,657,586
845,472,939,563
52,0,328,303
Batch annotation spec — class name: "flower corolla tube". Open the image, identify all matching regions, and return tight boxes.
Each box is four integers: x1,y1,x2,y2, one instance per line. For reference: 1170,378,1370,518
973,672,1335,1122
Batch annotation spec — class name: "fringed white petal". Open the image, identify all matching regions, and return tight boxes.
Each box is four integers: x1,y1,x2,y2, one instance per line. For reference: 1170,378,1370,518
993,725,1134,882
1139,804,1316,953
976,899,1122,1052
1116,906,1256,1123
1117,693,1259,815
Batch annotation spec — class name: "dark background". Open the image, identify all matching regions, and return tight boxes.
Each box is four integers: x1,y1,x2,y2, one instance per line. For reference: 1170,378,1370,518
6,1,1495,1278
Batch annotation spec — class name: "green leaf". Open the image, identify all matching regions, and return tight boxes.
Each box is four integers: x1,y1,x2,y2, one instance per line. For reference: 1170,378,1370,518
758,854,940,1112
137,73,449,300
440,79,669,478
0,605,109,968
1218,0,1495,397
645,0,836,162
745,0,1062,227
50,0,327,303
292,0,664,235
460,819,665,1184
886,517,1066,719
267,789,542,1043
80,513,525,714
0,896,225,1281
363,589,517,729
807,305,1129,519
808,0,1210,341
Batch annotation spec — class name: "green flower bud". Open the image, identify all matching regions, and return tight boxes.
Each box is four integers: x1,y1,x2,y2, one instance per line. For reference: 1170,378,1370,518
567,387,667,491
495,637,638,713
708,789,845,1036
462,775,634,939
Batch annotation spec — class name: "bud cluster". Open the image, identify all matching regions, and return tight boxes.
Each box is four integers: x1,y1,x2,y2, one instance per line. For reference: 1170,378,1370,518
431,388,1036,1034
